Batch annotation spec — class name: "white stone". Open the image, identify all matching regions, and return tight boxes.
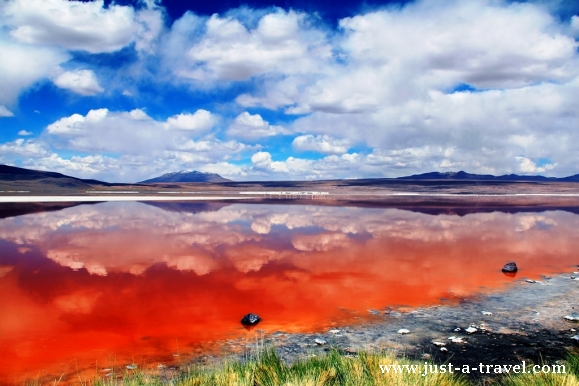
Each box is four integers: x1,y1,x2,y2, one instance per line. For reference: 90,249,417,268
314,338,326,345
466,327,478,334
440,347,448,352
432,341,446,347
397,329,410,335
482,311,493,316
329,329,341,334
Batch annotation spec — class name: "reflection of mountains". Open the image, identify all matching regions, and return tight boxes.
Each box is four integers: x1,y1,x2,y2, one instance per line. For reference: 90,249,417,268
142,201,233,215
0,202,97,220
3,199,579,219
240,198,579,216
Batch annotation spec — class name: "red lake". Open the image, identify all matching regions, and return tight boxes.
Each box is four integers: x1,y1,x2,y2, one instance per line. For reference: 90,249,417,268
0,201,578,383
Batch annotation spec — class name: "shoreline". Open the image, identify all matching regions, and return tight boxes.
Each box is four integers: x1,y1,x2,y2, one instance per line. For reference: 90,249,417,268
196,270,579,381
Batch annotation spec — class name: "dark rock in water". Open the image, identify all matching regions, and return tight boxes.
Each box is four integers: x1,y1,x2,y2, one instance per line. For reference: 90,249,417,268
502,262,518,273
241,313,261,326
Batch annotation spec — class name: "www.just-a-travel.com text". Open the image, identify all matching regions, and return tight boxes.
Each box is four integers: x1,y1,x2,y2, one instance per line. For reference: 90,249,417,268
379,362,566,377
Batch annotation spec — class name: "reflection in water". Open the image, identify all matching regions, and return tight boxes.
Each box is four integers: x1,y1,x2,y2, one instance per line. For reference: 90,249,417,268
0,202,578,382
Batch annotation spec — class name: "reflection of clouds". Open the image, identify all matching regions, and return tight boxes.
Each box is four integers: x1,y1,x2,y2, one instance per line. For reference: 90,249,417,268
225,246,284,273
0,265,13,278
1,202,579,277
514,215,557,232
53,291,102,314
163,252,217,276
292,233,352,252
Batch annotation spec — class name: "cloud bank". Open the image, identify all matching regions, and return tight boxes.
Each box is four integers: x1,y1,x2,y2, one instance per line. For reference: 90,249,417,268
0,0,578,181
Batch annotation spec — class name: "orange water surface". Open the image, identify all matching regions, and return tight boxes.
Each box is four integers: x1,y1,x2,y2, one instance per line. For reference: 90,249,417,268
0,201,578,384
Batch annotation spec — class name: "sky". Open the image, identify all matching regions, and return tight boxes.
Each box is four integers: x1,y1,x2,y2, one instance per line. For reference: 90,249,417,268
0,0,578,182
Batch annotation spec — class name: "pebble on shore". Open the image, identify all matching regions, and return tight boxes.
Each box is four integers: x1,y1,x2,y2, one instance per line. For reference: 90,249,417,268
397,329,410,334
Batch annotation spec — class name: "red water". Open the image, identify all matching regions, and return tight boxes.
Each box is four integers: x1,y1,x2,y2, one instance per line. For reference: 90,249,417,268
0,202,578,384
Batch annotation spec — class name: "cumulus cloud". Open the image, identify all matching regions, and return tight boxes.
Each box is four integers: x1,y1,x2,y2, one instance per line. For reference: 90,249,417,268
227,112,287,140
52,69,104,96
165,110,217,132
2,0,579,180
175,10,331,82
20,108,255,182
0,0,163,106
0,39,69,106
251,151,314,176
0,105,14,117
45,108,220,152
4,0,139,53
292,134,350,154
18,130,32,136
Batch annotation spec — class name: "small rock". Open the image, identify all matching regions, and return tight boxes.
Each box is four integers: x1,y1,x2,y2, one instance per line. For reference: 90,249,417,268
454,327,461,332
451,337,465,344
329,329,341,334
502,262,518,273
564,312,579,322
422,353,432,360
126,364,137,370
440,347,448,352
526,279,536,283
368,309,381,315
241,313,261,326
344,347,357,354
465,327,478,334
433,341,446,347
482,311,493,316
448,336,457,340
570,328,577,332
314,338,326,345
100,368,112,372
572,335,579,344
397,329,410,335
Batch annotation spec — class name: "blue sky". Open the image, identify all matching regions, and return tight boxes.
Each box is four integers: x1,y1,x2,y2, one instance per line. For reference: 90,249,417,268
0,0,578,182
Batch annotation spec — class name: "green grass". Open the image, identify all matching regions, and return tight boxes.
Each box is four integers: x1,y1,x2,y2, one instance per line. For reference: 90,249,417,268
498,351,579,386
29,348,579,386
88,348,469,386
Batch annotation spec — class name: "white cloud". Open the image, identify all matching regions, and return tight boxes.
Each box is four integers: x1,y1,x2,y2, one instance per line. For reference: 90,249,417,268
0,105,14,117
0,138,50,158
0,39,69,106
21,108,257,182
174,10,331,82
4,0,139,53
198,162,247,178
165,110,217,132
227,112,287,140
251,151,313,175
18,130,32,136
292,134,350,154
516,156,556,174
52,69,104,96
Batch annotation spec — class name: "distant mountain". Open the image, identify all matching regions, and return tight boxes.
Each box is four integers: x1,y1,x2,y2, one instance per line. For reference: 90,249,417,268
396,170,579,182
0,164,114,189
139,170,232,183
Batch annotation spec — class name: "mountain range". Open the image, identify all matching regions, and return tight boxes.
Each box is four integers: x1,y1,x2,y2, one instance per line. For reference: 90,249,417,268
2,165,579,190
139,170,231,183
